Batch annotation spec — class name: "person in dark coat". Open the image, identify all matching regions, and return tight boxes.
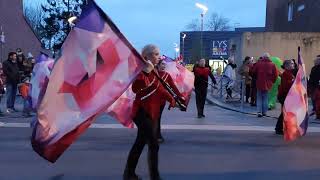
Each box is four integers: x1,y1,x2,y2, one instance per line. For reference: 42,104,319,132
193,58,216,118
16,48,26,73
3,52,20,112
275,60,296,135
309,56,320,120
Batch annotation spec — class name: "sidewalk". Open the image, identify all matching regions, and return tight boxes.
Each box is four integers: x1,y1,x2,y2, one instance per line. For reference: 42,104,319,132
206,90,319,123
206,94,281,119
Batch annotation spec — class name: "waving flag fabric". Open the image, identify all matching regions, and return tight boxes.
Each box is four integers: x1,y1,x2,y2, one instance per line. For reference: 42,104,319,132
161,55,194,106
31,0,145,162
283,47,309,141
106,55,195,129
106,86,135,128
30,53,54,109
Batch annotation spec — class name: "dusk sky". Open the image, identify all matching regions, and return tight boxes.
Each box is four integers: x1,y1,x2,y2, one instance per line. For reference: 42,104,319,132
96,0,267,57
28,0,267,57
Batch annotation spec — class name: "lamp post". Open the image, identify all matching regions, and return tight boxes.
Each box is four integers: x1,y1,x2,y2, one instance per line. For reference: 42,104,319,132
174,43,180,59
196,3,208,59
181,33,186,63
0,26,5,62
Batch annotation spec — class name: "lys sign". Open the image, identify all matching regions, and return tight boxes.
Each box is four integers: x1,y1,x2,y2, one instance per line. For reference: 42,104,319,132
212,40,228,56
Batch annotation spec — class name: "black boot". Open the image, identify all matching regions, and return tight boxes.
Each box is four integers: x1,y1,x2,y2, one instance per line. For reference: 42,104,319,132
123,169,142,180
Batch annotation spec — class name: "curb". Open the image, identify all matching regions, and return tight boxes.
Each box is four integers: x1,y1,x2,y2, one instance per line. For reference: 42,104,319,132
206,96,278,119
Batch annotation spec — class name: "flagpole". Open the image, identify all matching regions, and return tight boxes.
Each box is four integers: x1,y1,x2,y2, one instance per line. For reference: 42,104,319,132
151,70,187,111
0,25,4,62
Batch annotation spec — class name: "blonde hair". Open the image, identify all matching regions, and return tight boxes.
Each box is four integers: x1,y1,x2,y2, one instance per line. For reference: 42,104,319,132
141,44,159,59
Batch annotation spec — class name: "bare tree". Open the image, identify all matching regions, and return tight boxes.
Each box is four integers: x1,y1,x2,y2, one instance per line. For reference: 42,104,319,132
206,13,231,31
23,3,44,38
185,12,231,31
185,19,201,31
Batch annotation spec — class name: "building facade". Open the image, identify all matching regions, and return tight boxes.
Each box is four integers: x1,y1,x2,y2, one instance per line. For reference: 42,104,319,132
0,0,43,62
180,31,243,64
266,0,320,32
230,32,320,75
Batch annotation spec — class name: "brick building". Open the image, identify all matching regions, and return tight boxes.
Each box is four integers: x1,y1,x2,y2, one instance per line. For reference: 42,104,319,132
0,0,43,62
266,0,320,32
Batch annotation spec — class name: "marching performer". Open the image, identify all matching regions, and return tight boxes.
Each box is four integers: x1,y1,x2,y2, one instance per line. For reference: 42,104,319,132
193,58,216,118
123,44,176,180
156,60,185,143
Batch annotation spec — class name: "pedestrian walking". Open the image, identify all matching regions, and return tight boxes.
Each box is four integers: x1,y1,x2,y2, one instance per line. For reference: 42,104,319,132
308,55,320,120
239,56,253,103
223,57,237,99
251,53,278,117
3,52,20,113
19,77,32,117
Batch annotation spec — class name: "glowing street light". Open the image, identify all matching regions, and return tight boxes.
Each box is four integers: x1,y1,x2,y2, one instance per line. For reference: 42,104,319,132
196,3,208,15
68,16,77,26
196,3,208,58
174,43,180,58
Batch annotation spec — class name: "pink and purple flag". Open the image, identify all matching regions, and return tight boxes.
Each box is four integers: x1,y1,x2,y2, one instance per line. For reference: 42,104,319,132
31,0,145,162
283,47,309,141
30,53,54,110
105,55,195,129
161,55,194,106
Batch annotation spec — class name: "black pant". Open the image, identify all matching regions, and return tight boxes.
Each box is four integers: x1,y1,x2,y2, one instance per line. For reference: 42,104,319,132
157,104,166,139
195,86,207,116
124,109,160,179
226,86,232,98
275,104,284,133
251,80,257,105
245,84,251,102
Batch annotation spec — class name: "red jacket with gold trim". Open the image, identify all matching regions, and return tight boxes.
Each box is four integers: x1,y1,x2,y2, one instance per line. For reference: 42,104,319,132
158,71,183,106
131,71,175,121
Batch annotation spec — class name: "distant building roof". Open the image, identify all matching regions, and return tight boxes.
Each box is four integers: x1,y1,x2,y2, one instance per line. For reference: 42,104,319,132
235,27,266,32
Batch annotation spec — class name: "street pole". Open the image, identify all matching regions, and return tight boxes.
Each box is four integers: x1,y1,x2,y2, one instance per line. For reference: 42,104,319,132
200,13,204,58
0,26,4,63
182,33,186,63
196,3,208,60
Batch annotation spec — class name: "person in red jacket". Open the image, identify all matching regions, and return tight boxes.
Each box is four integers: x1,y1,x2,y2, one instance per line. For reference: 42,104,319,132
275,60,295,135
156,60,184,143
193,58,216,118
123,44,176,180
251,53,278,117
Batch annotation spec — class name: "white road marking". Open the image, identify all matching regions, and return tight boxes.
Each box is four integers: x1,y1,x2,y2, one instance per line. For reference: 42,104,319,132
1,122,320,133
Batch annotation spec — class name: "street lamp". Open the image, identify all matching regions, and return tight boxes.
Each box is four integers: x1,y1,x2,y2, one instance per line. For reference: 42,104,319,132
68,16,77,27
196,3,208,58
181,33,186,63
0,26,5,62
174,43,180,59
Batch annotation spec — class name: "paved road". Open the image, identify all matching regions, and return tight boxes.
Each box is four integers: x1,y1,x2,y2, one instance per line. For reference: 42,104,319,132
1,128,320,180
1,95,320,180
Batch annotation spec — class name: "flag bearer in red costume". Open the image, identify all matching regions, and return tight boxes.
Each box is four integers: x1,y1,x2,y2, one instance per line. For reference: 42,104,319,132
156,60,185,143
275,60,296,135
123,44,176,180
193,58,216,118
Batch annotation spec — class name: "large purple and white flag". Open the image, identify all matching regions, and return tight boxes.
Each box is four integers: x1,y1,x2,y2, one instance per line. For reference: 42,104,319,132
30,53,54,110
31,0,145,162
161,55,194,106
283,47,309,141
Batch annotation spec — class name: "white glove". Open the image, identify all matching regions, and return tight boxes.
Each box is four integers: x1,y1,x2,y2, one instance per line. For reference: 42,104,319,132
143,60,154,73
